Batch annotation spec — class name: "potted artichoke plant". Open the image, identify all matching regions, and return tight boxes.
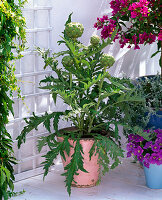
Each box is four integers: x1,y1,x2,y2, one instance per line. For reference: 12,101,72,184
126,129,162,189
94,0,162,130
17,14,143,195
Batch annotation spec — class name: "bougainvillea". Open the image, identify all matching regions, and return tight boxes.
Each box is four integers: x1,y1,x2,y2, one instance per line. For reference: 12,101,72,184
127,129,162,168
94,0,162,71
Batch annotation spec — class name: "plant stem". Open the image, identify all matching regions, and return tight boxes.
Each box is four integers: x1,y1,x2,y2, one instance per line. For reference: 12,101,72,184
69,72,72,89
88,67,107,133
80,112,85,135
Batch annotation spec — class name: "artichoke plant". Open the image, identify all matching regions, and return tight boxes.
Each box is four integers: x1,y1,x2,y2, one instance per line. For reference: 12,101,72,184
17,14,144,196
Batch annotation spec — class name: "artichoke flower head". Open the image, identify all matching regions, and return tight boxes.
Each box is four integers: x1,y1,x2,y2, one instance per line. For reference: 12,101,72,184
65,22,84,39
100,53,115,68
62,55,74,68
90,35,100,46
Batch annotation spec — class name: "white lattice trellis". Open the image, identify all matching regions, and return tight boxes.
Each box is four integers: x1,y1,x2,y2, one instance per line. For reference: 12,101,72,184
7,0,53,182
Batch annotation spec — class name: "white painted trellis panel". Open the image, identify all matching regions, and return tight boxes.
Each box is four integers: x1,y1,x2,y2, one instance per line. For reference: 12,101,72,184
7,0,54,181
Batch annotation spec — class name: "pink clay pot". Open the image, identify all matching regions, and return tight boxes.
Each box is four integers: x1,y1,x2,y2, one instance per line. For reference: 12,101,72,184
57,135,100,188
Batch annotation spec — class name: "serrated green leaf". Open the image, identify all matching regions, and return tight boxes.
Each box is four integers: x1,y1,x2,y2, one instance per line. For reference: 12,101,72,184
65,13,73,26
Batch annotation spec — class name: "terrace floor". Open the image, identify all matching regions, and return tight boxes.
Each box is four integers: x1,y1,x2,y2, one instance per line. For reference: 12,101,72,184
12,158,162,200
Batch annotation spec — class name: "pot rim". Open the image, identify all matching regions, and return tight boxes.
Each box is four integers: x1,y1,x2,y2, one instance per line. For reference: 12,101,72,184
58,126,107,141
57,136,96,141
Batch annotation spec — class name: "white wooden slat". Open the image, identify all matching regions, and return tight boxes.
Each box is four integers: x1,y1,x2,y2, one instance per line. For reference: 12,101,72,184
23,6,52,11
26,27,52,33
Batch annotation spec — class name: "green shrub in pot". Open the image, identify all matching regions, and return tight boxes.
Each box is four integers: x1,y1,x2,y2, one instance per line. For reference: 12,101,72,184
123,74,162,137
17,14,144,195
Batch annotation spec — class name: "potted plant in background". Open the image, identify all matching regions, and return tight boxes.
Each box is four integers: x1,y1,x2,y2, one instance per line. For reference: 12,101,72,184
17,14,144,195
134,75,162,129
94,0,162,130
126,129,162,189
121,74,162,138
0,0,26,199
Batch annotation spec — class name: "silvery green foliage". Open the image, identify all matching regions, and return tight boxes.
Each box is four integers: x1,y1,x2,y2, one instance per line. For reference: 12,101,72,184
136,75,162,109
123,74,162,137
17,14,144,196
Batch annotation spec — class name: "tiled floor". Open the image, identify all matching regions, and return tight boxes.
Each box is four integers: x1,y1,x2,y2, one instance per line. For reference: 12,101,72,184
12,158,162,200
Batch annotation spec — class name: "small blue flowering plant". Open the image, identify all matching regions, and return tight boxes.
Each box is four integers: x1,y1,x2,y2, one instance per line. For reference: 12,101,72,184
127,129,162,168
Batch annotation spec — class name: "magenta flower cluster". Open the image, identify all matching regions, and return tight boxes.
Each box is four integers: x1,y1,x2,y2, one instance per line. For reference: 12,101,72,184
128,0,149,19
158,30,162,41
94,17,118,40
110,0,129,16
94,0,161,51
127,129,162,168
119,32,156,49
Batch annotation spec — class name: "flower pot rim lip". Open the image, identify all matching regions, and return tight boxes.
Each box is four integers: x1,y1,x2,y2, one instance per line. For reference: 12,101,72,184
57,136,96,141
133,74,160,81
58,126,103,141
59,126,78,132
143,163,162,167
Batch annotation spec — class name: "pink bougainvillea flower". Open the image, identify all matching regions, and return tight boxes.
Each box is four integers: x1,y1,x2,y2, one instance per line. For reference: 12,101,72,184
110,0,130,16
128,0,149,19
94,0,161,66
158,30,162,41
99,19,118,40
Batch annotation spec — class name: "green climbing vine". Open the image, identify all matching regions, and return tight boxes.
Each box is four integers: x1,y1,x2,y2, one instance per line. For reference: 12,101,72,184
0,0,26,199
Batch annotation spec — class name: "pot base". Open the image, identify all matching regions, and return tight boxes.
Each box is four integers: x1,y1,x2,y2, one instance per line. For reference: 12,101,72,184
72,182,97,188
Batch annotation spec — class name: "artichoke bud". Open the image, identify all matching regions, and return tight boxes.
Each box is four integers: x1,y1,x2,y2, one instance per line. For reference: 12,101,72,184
90,35,100,46
62,56,74,67
100,54,115,68
65,22,84,39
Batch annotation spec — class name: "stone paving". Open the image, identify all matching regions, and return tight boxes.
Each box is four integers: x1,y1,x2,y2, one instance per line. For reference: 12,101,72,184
12,158,162,200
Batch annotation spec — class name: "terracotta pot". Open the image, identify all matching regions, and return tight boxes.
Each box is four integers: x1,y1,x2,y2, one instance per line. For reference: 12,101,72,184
57,128,100,188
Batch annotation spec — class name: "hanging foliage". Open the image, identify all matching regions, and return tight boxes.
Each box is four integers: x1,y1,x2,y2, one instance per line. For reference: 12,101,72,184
0,0,26,199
